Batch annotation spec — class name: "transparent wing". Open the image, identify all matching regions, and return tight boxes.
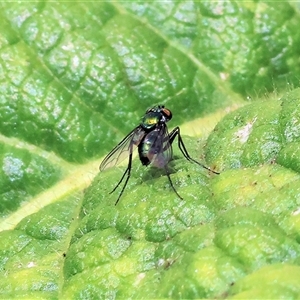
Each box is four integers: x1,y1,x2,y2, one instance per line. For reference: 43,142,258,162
146,123,173,168
161,123,173,165
100,126,145,171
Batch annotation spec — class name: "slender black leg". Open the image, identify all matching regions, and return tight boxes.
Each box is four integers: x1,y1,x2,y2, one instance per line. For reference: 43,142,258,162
168,127,219,175
164,166,183,200
109,152,133,205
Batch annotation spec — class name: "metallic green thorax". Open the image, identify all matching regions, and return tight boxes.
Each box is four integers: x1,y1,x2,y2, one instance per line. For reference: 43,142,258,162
141,106,172,130
141,112,160,130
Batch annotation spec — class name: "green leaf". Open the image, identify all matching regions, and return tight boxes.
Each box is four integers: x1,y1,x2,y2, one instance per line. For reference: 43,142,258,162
1,1,300,299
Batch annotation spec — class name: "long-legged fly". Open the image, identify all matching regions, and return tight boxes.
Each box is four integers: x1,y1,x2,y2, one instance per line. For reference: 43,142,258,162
100,105,219,205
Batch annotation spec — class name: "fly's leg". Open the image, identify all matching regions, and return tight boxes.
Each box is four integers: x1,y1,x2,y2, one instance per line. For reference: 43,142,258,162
168,127,219,175
110,152,133,205
164,166,183,200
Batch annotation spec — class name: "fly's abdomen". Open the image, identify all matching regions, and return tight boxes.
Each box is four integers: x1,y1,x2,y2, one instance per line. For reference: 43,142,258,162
138,137,152,166
138,129,170,168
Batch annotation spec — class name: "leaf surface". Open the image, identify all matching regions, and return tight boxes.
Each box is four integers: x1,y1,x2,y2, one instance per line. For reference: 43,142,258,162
1,1,300,299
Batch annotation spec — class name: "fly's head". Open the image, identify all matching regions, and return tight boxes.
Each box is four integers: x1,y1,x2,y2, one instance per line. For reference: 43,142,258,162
141,105,172,130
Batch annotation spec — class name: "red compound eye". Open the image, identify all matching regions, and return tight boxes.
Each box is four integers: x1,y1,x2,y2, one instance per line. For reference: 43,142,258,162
162,107,172,120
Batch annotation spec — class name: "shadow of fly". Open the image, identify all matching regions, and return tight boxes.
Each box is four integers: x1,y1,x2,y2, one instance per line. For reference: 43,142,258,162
100,105,219,205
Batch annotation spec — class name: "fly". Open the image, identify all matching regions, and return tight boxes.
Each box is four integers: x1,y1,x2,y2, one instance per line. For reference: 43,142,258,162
100,105,219,205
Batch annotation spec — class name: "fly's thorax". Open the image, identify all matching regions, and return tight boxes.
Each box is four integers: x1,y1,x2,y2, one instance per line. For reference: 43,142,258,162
141,112,160,130
141,105,172,130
